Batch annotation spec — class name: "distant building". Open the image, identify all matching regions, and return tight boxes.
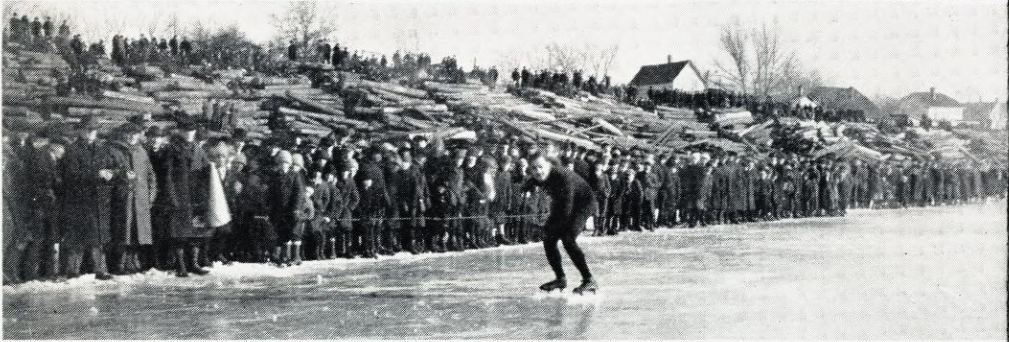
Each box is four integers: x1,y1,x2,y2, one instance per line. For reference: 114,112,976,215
962,101,1007,130
807,86,881,120
769,85,818,109
896,88,964,124
629,56,707,95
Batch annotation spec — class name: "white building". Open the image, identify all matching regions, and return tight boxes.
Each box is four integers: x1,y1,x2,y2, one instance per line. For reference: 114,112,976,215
628,56,707,93
896,88,964,124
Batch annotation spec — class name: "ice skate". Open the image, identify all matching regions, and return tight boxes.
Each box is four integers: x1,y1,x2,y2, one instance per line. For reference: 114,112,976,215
572,278,598,295
539,278,567,292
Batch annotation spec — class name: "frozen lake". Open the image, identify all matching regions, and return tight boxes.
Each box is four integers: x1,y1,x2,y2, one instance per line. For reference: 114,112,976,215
3,201,1006,339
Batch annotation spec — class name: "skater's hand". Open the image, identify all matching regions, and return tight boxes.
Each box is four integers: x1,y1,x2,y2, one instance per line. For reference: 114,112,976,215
233,182,243,193
126,171,137,180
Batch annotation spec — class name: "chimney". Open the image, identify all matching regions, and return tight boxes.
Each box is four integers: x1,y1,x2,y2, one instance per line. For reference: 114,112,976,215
797,85,804,96
667,55,672,64
930,87,936,101
848,86,855,100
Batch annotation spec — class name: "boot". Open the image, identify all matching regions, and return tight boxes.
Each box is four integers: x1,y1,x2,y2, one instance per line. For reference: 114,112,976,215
64,248,83,279
47,244,62,280
188,247,210,276
283,243,294,266
327,237,336,258
174,248,188,278
114,248,130,275
539,278,567,292
130,250,143,273
91,247,113,280
572,278,598,295
292,242,303,266
3,244,25,284
272,246,285,267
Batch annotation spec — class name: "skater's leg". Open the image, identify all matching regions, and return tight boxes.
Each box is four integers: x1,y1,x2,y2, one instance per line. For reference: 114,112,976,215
561,235,593,282
542,234,565,280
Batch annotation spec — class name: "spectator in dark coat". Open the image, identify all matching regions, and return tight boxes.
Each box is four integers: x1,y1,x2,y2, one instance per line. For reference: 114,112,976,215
586,162,611,236
356,165,390,258
11,135,59,282
60,119,117,280
681,152,710,227
639,161,661,231
3,134,29,284
154,121,210,277
659,158,681,226
327,166,358,258
24,137,66,280
269,150,305,266
287,40,299,61
397,151,430,254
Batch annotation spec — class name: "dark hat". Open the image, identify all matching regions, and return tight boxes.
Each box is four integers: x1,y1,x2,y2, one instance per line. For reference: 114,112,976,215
118,122,145,135
176,116,199,131
361,165,383,181
319,136,334,147
128,113,152,125
196,127,210,140
311,149,331,162
146,126,164,138
41,123,65,139
232,128,248,142
75,116,101,131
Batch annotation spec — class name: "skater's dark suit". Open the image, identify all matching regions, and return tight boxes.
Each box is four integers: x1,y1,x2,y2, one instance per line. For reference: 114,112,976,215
525,153,597,286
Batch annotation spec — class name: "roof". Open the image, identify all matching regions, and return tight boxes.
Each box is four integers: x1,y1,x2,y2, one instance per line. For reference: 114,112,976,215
898,91,962,108
629,60,698,87
807,86,879,116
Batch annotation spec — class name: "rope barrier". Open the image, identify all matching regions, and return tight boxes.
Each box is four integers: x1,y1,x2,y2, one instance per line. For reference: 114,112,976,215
322,213,549,223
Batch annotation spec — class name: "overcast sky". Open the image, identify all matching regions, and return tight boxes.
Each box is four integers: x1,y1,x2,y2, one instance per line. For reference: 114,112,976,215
10,0,1008,102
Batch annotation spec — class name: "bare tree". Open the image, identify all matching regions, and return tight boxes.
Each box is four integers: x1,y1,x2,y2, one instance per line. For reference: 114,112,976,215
587,44,619,78
751,20,795,97
538,42,620,77
165,13,180,37
145,14,163,38
714,19,750,93
544,43,587,73
713,18,826,99
270,1,336,51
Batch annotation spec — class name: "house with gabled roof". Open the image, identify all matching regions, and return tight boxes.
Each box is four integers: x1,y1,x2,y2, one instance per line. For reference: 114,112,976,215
628,56,707,94
896,87,964,124
807,86,881,120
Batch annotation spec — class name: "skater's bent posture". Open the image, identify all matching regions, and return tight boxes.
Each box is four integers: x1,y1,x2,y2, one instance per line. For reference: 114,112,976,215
525,153,598,294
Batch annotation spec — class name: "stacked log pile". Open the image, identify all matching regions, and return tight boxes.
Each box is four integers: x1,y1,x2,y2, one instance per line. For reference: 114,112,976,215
3,44,1004,163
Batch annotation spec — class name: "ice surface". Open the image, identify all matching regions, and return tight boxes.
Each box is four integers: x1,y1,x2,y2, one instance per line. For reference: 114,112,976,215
3,201,1007,339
